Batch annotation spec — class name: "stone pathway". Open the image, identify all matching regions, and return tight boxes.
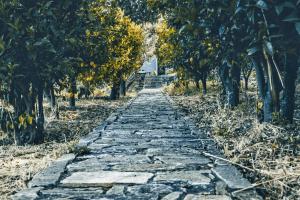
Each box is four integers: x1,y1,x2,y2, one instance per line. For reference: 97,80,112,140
13,89,261,200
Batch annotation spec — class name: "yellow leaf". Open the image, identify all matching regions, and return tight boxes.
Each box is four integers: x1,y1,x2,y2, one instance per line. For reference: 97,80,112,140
90,61,96,68
18,115,25,125
70,93,75,98
27,116,33,125
8,122,14,129
86,29,91,37
272,143,278,149
257,101,263,110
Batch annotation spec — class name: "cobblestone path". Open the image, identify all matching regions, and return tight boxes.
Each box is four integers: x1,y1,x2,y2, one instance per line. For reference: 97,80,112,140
13,89,261,200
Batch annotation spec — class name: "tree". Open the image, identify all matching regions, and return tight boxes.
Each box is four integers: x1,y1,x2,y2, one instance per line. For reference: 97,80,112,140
155,18,177,75
151,0,215,95
150,0,300,122
85,1,144,100
0,0,87,144
239,0,300,122
0,0,65,144
0,0,145,144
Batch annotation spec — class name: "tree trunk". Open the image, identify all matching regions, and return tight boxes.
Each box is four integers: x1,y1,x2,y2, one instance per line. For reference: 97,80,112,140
253,53,281,123
45,87,51,105
194,79,200,90
244,77,249,91
218,64,227,97
110,81,120,100
193,76,201,95
84,87,90,99
120,79,126,97
229,65,241,107
201,78,207,95
69,76,77,109
45,85,59,119
12,82,28,145
184,81,189,91
280,55,298,123
264,50,281,115
13,84,40,145
50,86,59,119
35,86,44,144
253,57,266,99
252,57,265,122
220,63,240,107
14,94,24,145
50,86,56,109
263,83,273,122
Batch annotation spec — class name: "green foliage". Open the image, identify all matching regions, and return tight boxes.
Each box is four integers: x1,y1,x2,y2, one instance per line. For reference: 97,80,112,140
151,0,300,122
0,0,145,144
155,18,177,73
116,0,157,23
80,0,144,87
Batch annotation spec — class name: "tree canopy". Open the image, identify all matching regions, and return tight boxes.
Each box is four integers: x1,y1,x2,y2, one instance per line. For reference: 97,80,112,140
0,0,144,145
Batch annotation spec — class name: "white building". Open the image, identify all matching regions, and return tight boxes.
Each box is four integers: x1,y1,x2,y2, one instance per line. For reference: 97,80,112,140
139,56,158,75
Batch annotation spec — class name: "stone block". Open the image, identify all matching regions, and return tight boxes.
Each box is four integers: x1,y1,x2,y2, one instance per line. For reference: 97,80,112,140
212,165,252,190
154,171,211,185
29,154,75,188
184,194,231,200
61,171,154,187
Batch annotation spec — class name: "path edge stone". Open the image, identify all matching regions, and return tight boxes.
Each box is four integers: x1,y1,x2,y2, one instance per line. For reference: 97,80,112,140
28,154,76,188
11,187,43,200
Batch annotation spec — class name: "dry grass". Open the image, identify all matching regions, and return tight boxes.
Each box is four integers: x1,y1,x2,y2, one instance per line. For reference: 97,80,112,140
0,95,133,200
166,82,300,200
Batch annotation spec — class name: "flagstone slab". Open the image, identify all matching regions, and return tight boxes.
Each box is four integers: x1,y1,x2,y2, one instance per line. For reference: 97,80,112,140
106,185,125,196
212,165,252,189
112,163,185,172
155,155,212,166
162,192,183,200
146,147,202,156
61,171,154,187
40,188,104,199
126,183,174,198
184,194,232,200
29,154,75,188
67,158,108,172
11,187,42,200
154,171,211,185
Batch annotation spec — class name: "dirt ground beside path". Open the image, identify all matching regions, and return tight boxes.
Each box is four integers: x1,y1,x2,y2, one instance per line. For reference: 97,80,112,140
0,96,131,200
166,83,300,200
